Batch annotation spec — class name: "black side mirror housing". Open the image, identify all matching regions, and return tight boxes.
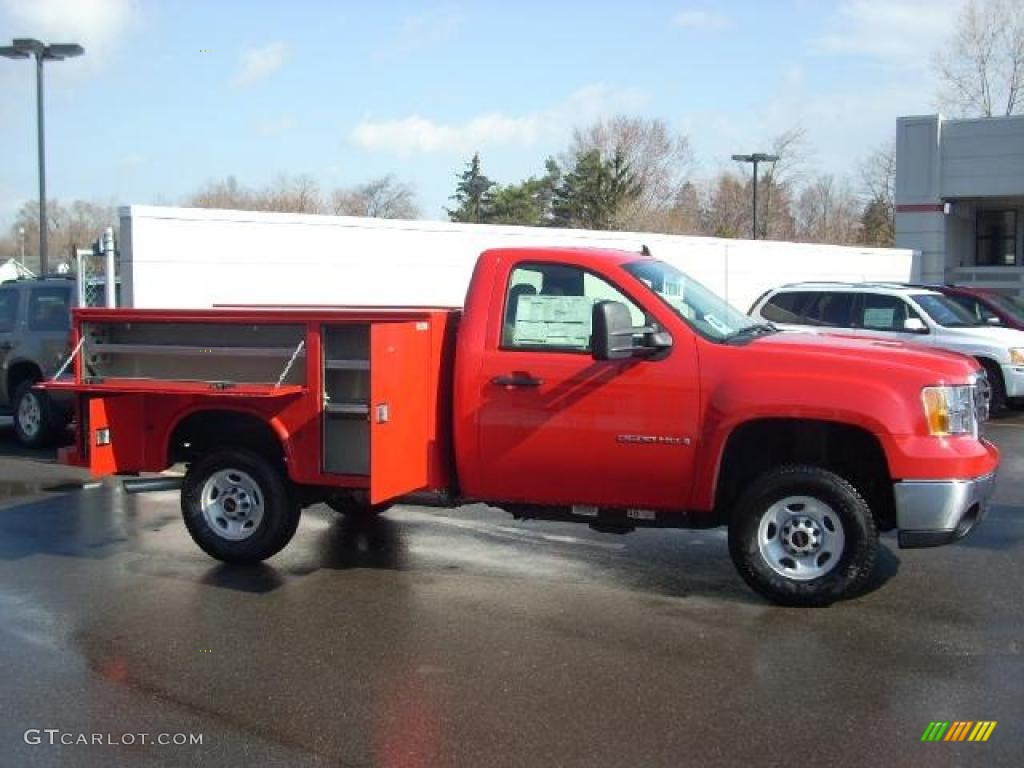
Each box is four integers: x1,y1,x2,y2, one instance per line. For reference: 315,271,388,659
592,301,636,361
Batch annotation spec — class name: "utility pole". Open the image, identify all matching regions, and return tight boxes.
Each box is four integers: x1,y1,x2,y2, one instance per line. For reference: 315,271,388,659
1,38,85,275
731,152,779,240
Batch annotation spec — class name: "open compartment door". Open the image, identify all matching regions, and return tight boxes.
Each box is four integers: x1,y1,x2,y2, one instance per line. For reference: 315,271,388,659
369,321,431,504
82,394,147,476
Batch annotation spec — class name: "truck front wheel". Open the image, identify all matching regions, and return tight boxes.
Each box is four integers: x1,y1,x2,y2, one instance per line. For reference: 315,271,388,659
728,465,878,607
182,448,300,563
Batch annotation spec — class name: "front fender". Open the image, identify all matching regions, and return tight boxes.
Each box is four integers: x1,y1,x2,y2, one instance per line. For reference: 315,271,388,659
691,371,915,511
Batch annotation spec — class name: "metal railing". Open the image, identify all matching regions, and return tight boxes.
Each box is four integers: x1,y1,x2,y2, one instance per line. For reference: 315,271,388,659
75,226,118,307
946,266,1024,295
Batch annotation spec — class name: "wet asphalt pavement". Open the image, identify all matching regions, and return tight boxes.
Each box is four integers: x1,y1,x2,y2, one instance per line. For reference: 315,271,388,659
0,418,1021,767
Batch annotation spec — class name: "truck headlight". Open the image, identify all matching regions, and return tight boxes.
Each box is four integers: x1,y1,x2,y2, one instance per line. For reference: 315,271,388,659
1009,348,1024,365
922,385,977,436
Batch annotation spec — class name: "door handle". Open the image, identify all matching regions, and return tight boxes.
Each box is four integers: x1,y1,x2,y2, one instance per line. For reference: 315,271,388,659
491,373,543,388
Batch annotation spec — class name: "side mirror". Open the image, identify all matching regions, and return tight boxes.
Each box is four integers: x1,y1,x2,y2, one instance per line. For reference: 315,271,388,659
592,301,635,361
986,316,1003,326
903,317,928,333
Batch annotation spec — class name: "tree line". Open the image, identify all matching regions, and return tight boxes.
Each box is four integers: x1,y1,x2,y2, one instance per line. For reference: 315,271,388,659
445,120,896,248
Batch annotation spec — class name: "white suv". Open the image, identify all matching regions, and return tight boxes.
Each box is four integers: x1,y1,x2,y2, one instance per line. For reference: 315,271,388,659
749,282,1024,410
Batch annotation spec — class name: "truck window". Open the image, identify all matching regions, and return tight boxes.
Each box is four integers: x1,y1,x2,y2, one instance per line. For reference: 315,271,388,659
28,286,71,331
802,292,854,327
502,264,644,351
0,288,19,333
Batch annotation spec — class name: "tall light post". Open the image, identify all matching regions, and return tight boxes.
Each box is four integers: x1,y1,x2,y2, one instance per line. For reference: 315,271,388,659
1,38,84,275
731,152,779,240
18,226,25,263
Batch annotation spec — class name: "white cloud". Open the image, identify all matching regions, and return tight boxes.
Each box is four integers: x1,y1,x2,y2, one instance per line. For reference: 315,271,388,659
233,41,288,87
350,84,647,155
0,0,140,68
813,0,960,68
672,9,731,30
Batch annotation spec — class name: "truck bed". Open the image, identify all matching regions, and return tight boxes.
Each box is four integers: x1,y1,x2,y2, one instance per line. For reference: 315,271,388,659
44,306,458,503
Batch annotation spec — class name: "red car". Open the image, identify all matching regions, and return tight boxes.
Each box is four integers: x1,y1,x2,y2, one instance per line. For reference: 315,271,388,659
924,284,1024,331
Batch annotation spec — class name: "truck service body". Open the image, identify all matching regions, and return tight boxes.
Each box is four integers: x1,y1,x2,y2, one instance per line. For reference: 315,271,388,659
45,247,999,606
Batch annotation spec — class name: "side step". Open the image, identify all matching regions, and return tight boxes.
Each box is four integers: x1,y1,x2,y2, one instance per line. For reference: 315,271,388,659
122,476,184,494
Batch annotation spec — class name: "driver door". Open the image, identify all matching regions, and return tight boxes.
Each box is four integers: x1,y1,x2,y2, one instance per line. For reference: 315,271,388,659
474,260,700,511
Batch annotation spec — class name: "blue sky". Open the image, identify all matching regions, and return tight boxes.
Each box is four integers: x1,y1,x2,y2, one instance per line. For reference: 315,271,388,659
0,0,964,229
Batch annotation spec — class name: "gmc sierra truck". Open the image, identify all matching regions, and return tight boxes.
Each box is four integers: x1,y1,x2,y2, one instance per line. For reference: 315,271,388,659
43,246,999,606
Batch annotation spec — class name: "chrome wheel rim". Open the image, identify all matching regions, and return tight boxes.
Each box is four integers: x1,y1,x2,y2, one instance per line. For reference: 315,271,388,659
200,469,265,541
757,495,845,581
17,391,41,438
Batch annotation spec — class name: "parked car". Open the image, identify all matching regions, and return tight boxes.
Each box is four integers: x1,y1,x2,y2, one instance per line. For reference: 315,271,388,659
0,277,75,447
912,284,1024,331
749,282,1024,410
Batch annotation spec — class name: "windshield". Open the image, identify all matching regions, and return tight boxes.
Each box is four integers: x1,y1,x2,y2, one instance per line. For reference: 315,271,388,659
911,293,983,328
984,293,1024,323
623,259,761,341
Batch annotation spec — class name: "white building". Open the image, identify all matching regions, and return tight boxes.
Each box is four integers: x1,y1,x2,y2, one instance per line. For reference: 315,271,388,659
895,114,1024,293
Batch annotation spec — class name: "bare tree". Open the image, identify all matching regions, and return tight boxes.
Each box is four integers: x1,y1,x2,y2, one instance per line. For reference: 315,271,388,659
568,116,693,231
858,141,896,245
8,199,116,272
702,173,752,239
757,126,810,239
331,175,420,219
933,0,1024,116
187,175,322,214
795,175,862,244
260,174,322,214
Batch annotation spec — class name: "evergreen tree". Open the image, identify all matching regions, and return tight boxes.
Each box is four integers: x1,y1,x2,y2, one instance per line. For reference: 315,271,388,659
446,153,495,223
551,148,640,230
488,160,562,226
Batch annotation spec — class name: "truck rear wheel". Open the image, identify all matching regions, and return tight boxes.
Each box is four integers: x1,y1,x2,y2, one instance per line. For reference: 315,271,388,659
182,448,300,563
728,465,878,607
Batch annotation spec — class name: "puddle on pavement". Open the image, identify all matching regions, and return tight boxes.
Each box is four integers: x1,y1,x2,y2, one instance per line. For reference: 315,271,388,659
0,480,86,501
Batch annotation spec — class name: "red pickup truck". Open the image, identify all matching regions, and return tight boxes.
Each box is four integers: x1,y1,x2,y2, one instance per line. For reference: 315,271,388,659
44,246,998,606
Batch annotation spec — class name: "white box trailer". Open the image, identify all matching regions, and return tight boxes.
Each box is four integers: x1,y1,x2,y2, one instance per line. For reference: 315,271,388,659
116,205,918,312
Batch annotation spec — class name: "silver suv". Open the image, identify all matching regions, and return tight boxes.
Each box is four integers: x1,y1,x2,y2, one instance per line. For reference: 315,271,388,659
749,282,1024,411
0,277,75,447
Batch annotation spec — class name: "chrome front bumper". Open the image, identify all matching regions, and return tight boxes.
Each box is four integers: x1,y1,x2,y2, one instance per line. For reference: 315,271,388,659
894,472,996,548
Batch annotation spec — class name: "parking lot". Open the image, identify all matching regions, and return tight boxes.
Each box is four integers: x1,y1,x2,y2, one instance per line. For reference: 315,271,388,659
0,415,1020,767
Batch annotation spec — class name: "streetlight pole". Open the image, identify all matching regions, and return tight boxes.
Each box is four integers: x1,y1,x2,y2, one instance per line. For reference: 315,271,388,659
1,38,84,276
731,152,779,240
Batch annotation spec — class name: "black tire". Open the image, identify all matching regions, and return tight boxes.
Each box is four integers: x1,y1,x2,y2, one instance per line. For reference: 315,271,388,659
12,380,59,448
728,465,879,607
979,359,1006,413
181,448,300,563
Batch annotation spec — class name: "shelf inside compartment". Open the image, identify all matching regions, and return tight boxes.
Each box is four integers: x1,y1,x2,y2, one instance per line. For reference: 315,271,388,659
322,323,372,477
